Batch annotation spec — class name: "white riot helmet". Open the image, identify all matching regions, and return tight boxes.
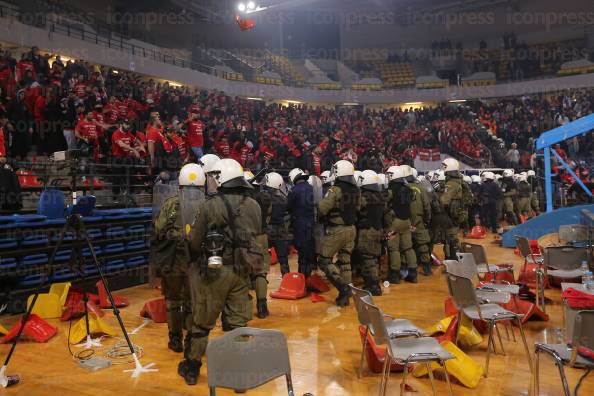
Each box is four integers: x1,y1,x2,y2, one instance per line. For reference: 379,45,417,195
320,170,333,184
243,170,255,182
495,174,503,180
427,171,435,182
411,167,418,178
359,170,380,189
288,168,307,184
198,154,220,174
386,165,406,181
463,175,472,184
332,160,355,177
210,158,250,188
179,163,206,187
503,169,514,178
377,173,387,188
471,175,481,184
442,158,460,173
527,170,536,177
437,170,446,181
518,173,528,182
354,170,362,186
263,172,285,190
482,171,495,181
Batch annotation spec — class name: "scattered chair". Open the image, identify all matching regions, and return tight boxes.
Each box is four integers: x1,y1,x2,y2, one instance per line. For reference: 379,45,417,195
544,246,589,282
37,188,65,219
350,284,423,378
533,310,594,396
444,261,533,377
361,297,454,396
516,236,547,310
206,327,295,395
461,242,515,283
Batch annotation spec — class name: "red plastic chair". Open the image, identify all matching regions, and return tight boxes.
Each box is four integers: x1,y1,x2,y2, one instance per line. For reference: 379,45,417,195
467,226,487,239
270,272,307,300
306,274,330,293
96,280,129,309
269,248,278,265
16,169,42,189
140,298,167,323
0,314,57,343
357,325,404,373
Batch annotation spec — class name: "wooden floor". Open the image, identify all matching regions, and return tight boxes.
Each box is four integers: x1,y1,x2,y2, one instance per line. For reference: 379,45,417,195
1,234,593,396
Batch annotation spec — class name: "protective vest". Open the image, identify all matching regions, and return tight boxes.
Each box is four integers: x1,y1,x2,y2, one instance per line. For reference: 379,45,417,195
358,188,384,230
333,180,359,226
518,181,532,198
390,181,412,220
253,188,271,230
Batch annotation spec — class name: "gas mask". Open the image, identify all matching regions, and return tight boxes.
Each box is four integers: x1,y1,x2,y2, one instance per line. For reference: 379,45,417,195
204,230,225,269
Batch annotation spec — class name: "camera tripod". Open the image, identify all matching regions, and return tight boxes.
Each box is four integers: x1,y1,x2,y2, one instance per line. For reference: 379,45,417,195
1,214,157,387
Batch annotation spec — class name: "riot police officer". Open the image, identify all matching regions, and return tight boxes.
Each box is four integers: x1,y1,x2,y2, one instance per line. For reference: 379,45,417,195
385,165,418,284
355,170,385,295
469,175,482,229
321,170,334,196
527,170,541,215
287,168,316,276
263,172,291,277
153,163,206,385
186,158,263,385
405,166,433,276
245,170,272,319
439,158,464,259
318,160,361,306
501,169,519,225
517,172,533,220
479,171,503,233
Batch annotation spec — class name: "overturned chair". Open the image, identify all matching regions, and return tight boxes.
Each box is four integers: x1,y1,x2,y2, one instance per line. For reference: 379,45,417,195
350,284,424,378
360,297,454,396
444,260,533,377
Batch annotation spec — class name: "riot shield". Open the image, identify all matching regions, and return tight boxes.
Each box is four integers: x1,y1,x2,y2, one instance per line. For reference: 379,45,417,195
152,181,179,220
179,186,206,239
309,175,325,255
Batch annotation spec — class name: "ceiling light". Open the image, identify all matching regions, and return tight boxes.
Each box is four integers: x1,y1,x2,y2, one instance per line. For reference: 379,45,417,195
237,3,246,12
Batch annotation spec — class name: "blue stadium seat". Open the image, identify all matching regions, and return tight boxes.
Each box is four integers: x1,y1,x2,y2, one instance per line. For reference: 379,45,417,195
21,235,49,247
20,254,49,266
0,215,15,224
83,264,98,276
105,226,126,238
53,268,76,281
105,259,126,273
126,240,146,251
45,218,67,226
68,195,96,216
14,214,47,224
54,250,72,262
127,225,146,235
81,215,104,222
103,243,125,255
19,273,46,288
126,255,146,268
86,228,102,239
51,231,75,242
0,237,17,250
82,246,102,257
0,257,17,270
37,189,65,219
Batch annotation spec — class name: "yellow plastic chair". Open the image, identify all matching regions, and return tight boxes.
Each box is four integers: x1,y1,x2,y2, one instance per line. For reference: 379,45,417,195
27,282,71,319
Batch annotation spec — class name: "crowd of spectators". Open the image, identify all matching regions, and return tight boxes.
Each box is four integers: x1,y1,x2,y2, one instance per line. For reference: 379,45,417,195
0,46,594,201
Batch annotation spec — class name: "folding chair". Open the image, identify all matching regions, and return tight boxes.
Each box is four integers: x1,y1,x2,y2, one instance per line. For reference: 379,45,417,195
206,327,294,395
350,284,423,378
534,310,594,396
558,225,589,246
516,236,547,310
361,298,454,396
544,246,589,281
444,261,533,377
461,242,515,283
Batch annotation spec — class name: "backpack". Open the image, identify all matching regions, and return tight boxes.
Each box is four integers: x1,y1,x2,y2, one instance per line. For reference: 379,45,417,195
151,199,182,273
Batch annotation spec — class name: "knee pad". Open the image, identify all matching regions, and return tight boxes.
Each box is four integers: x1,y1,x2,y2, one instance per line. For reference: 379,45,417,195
189,327,210,338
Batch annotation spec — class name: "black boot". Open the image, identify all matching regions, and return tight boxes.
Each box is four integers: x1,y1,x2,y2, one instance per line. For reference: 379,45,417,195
182,359,201,385
405,268,418,283
422,263,432,276
387,270,401,284
335,285,352,307
168,332,183,353
364,281,382,296
256,299,269,319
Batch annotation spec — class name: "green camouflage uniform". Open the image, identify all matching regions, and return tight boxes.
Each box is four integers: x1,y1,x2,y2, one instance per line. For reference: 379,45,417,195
355,187,385,292
187,192,262,363
153,196,192,341
517,180,532,219
385,185,417,272
318,180,361,290
409,182,432,272
439,174,463,259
